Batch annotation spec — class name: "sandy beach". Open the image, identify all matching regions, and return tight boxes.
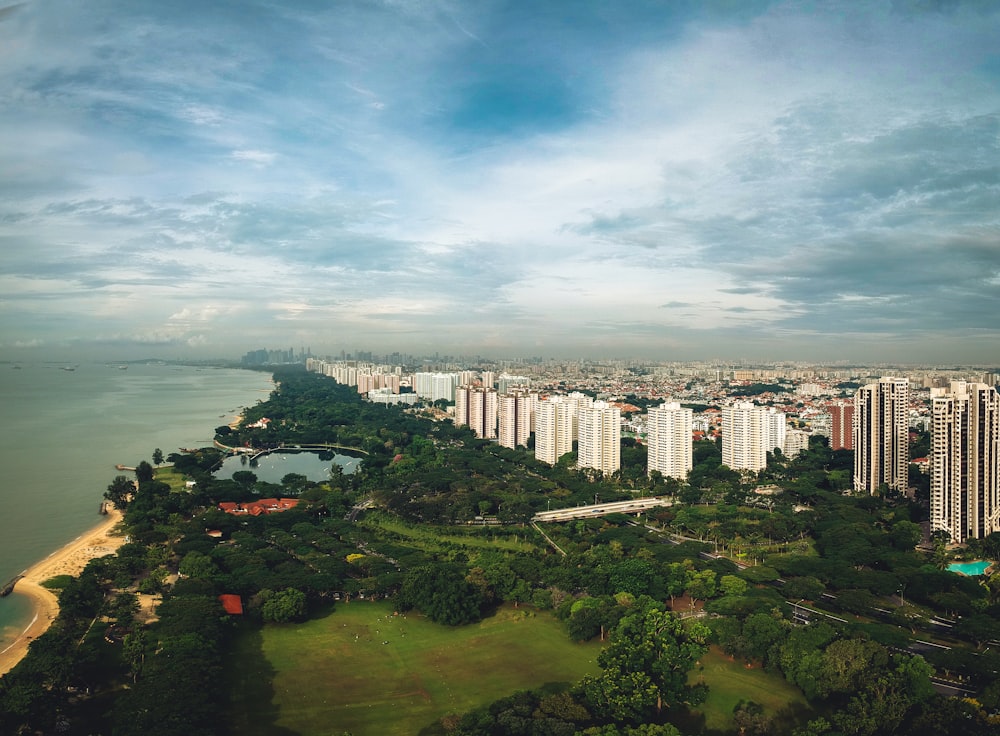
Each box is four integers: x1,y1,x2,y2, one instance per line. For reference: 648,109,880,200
0,508,126,677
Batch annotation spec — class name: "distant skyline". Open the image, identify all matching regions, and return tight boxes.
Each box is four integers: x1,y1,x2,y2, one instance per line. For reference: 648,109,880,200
2,1,999,363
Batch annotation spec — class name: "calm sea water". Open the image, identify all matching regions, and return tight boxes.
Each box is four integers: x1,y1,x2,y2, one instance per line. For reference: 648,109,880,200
0,362,275,650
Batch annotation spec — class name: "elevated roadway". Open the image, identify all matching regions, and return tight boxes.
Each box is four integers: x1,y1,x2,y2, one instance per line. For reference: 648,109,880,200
533,497,674,523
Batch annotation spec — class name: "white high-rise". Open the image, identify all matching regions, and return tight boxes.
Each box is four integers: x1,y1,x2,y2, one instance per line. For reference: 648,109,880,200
647,402,692,480
577,401,621,475
930,381,1000,543
853,377,909,494
721,402,785,472
535,397,575,465
455,385,498,439
498,391,534,449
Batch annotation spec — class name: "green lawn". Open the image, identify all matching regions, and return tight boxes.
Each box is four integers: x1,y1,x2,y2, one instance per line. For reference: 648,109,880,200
227,602,602,736
682,646,812,734
153,466,190,492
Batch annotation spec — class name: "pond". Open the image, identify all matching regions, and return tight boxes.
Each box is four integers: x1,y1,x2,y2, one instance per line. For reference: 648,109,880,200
946,560,992,577
215,449,361,484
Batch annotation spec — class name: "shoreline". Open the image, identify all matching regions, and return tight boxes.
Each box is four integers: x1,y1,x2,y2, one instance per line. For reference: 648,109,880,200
0,507,126,677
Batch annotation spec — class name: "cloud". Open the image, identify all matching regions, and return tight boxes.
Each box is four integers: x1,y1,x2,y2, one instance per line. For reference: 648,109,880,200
1,0,999,361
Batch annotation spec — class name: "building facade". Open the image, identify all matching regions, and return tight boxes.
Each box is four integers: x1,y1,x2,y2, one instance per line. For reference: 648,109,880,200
577,401,621,475
455,385,498,439
498,390,534,449
646,402,693,480
930,381,1000,543
535,397,575,465
721,402,785,472
853,377,910,494
827,402,854,451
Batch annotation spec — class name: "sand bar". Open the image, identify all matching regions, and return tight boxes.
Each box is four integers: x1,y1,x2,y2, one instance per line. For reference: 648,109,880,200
0,507,126,677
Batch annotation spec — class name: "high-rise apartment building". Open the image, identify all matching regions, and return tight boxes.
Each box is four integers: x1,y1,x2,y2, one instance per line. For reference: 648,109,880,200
646,402,692,480
455,385,498,439
853,377,909,494
577,401,621,475
827,402,854,450
721,402,785,472
498,391,534,449
535,397,575,465
930,381,1000,543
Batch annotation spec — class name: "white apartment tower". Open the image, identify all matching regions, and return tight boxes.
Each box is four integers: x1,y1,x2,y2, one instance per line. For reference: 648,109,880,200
721,402,785,472
577,401,621,475
853,377,909,494
646,402,692,480
455,385,498,439
498,391,533,449
930,381,1000,543
535,397,575,465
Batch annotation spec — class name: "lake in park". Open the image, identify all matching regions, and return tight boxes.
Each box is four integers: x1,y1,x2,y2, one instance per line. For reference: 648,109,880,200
214,449,361,483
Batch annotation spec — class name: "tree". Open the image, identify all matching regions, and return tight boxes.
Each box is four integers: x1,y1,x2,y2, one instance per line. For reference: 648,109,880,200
135,460,155,483
582,607,709,722
104,475,134,510
260,588,307,623
152,448,164,466
232,470,258,491
685,569,716,608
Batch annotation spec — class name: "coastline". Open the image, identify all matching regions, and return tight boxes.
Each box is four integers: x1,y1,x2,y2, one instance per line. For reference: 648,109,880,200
0,507,126,677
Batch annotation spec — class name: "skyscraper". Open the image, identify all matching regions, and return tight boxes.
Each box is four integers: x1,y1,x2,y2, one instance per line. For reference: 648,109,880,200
577,401,621,475
827,402,854,450
498,390,534,449
535,397,575,465
930,381,1000,543
455,385,498,439
721,402,785,472
853,377,909,494
647,402,692,480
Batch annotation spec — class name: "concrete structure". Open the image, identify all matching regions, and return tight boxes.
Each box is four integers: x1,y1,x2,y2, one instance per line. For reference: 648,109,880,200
646,402,692,480
721,402,785,472
455,385,498,439
577,401,621,475
498,390,534,449
853,377,909,494
783,428,811,458
535,397,575,465
930,381,1000,543
827,402,854,450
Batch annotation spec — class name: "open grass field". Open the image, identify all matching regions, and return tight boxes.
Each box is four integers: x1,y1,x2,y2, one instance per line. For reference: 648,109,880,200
227,601,602,736
153,466,190,492
681,646,812,734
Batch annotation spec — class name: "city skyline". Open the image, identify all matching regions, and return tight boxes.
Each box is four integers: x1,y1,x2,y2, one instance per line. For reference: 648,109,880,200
2,2,1000,363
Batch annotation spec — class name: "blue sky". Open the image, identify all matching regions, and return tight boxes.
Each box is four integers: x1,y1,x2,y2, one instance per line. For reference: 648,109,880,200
2,0,999,363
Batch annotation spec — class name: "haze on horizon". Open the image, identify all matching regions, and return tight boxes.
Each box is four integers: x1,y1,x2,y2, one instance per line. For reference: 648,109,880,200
1,1,999,365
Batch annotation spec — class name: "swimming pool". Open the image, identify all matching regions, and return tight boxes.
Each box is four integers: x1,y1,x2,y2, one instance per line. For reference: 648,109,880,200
947,560,992,576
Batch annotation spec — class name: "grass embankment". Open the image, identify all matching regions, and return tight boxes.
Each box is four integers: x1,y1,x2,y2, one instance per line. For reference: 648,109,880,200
227,602,602,736
360,512,542,554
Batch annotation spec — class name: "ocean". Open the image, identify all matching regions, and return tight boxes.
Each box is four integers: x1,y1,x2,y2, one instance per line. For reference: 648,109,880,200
0,362,275,652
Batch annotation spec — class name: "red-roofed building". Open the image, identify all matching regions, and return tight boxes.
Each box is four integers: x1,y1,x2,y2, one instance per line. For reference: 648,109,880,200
219,594,243,615
219,498,301,516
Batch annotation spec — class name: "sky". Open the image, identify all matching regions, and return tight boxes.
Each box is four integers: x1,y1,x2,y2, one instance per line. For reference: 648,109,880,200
1,0,999,364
